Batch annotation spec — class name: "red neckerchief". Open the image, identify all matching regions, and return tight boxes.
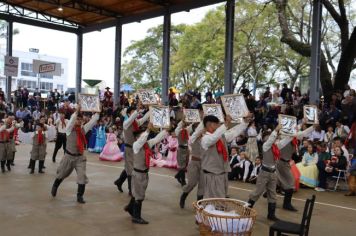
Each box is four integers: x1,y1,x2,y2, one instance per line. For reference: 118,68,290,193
180,128,189,141
0,130,9,141
75,126,87,154
61,118,66,129
216,139,228,162
272,144,281,161
143,143,153,168
292,137,299,155
132,120,139,132
38,130,44,144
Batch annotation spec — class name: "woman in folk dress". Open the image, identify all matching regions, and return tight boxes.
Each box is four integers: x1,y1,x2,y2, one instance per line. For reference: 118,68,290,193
246,121,259,162
296,143,319,188
100,126,123,162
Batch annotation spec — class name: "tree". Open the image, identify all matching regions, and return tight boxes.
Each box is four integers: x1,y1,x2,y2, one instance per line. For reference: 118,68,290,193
272,0,356,97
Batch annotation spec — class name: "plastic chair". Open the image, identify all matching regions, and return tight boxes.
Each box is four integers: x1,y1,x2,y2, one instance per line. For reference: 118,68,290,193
332,170,348,191
269,195,316,236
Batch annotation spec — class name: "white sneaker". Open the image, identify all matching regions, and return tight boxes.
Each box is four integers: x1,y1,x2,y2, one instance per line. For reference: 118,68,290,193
315,187,325,192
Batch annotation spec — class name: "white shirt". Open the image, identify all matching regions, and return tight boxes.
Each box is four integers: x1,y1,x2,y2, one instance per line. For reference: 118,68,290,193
56,119,69,134
247,127,257,137
201,121,248,151
309,130,325,142
32,110,41,120
66,112,99,136
133,130,168,154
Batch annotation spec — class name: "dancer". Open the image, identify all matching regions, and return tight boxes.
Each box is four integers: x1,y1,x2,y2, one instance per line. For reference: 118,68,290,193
247,125,291,221
0,115,20,172
201,114,249,198
124,123,167,224
180,121,204,208
174,120,193,186
52,111,68,163
99,126,124,162
277,121,314,211
29,123,47,174
51,105,99,204
114,105,150,195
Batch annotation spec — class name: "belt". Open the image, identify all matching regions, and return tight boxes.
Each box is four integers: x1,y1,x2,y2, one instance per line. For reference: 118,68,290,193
134,168,149,173
58,132,66,135
280,158,290,163
191,156,201,161
179,145,188,149
65,149,82,157
261,165,276,173
125,143,133,148
0,141,9,143
203,169,225,175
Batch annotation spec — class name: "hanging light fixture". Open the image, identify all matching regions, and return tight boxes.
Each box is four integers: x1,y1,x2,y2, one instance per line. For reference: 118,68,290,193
58,5,63,11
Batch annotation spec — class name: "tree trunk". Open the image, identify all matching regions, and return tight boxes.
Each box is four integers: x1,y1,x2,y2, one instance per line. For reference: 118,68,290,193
273,0,333,98
333,27,356,91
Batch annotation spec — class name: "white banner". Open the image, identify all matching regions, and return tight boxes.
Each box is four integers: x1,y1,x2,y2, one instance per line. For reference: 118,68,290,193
33,59,61,76
4,56,19,77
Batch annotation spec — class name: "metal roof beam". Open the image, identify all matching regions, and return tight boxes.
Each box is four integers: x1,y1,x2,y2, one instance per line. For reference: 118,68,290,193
82,0,226,33
32,0,123,18
0,12,79,33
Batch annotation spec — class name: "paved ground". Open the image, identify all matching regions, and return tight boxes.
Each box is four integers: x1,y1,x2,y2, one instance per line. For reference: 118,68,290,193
0,143,355,236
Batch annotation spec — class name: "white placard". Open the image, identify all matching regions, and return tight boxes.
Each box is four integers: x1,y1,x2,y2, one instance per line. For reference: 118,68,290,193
304,105,318,124
33,59,61,76
202,104,224,123
279,114,297,136
137,89,157,105
183,109,201,123
4,56,19,77
221,94,249,122
150,105,170,128
78,94,101,112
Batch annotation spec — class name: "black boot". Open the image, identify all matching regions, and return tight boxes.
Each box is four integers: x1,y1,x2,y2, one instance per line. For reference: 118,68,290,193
247,199,255,208
29,160,35,174
283,189,298,212
114,170,127,192
27,160,31,169
6,160,11,171
51,178,63,197
77,184,86,204
181,171,186,186
132,200,149,224
10,160,15,166
1,160,5,173
267,203,279,221
263,191,267,198
175,170,183,185
39,160,45,173
127,175,132,197
180,192,189,209
124,197,135,216
197,195,204,201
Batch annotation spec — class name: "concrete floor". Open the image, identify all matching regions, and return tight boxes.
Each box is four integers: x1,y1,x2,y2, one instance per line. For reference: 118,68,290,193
0,143,355,236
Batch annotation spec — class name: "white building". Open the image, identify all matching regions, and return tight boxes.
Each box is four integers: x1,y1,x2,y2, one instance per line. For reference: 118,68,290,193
0,46,68,93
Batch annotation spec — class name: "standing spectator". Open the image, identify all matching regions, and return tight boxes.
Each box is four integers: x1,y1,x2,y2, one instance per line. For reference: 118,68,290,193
168,88,175,102
22,87,29,107
119,92,129,108
15,87,23,108
280,83,293,102
32,107,41,121
241,85,250,98
263,87,271,99
68,92,75,103
0,88,5,102
104,87,113,100
53,89,61,107
169,94,179,107
33,88,41,98
47,97,56,112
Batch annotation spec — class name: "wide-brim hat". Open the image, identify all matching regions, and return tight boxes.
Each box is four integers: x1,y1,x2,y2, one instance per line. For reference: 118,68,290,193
105,87,110,90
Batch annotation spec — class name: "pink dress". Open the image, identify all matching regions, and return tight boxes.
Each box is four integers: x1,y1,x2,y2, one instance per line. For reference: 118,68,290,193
155,136,178,169
99,133,123,162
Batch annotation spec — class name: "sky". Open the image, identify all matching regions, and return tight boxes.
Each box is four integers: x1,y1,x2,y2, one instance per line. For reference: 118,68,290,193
10,3,224,89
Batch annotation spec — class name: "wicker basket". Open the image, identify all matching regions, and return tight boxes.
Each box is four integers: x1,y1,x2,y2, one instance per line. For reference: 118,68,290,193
193,198,257,236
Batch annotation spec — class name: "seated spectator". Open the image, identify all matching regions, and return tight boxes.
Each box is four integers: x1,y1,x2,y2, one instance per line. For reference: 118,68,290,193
334,121,350,140
228,147,240,181
315,146,348,192
296,143,319,188
298,139,310,160
248,156,262,184
345,159,356,196
237,152,253,182
309,124,325,142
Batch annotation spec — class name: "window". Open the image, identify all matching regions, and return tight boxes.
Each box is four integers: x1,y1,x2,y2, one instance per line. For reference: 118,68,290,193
21,63,37,77
17,79,37,89
57,84,64,91
39,73,53,79
40,82,53,91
